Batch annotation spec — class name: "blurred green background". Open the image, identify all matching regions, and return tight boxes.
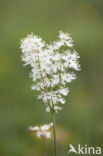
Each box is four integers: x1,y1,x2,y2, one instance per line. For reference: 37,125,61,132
0,0,103,155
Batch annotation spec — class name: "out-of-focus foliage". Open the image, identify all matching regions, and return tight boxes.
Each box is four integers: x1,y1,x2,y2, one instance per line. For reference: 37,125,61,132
0,0,103,155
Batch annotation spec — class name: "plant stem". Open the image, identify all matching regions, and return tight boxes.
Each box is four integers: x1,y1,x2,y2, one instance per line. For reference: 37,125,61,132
44,137,48,156
52,112,58,156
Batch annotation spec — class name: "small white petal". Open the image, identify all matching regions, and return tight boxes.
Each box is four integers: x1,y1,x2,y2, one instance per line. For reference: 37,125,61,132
37,131,42,138
50,122,53,126
46,106,50,112
54,106,62,113
45,132,51,138
28,126,39,131
41,125,50,131
59,88,69,96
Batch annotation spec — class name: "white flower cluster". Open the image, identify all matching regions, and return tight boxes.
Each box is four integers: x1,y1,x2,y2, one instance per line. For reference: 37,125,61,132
28,123,53,139
20,31,80,113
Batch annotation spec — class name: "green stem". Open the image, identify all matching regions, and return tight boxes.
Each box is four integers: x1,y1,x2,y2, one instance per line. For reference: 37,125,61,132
52,112,58,156
44,137,48,156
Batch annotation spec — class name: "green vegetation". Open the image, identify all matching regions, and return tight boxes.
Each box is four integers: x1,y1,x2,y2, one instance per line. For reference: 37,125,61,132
0,0,103,155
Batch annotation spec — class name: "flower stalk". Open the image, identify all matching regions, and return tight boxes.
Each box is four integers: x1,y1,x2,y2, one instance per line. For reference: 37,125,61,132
52,111,57,156
44,137,48,156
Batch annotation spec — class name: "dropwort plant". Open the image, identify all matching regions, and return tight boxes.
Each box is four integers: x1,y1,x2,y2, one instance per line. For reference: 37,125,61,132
28,123,53,156
20,31,80,156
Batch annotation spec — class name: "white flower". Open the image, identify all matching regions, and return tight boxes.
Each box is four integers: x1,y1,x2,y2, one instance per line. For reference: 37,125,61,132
50,122,53,126
69,60,80,71
41,125,50,131
52,75,60,87
45,132,51,138
52,96,58,104
54,106,62,113
28,126,39,131
37,131,43,138
59,88,69,96
28,123,53,139
20,31,80,113
46,106,50,112
58,31,73,47
59,31,71,40
58,97,65,104
52,41,63,50
20,33,45,53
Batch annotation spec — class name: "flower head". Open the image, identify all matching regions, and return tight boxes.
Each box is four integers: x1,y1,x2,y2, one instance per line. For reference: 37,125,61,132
28,123,53,139
20,31,80,113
